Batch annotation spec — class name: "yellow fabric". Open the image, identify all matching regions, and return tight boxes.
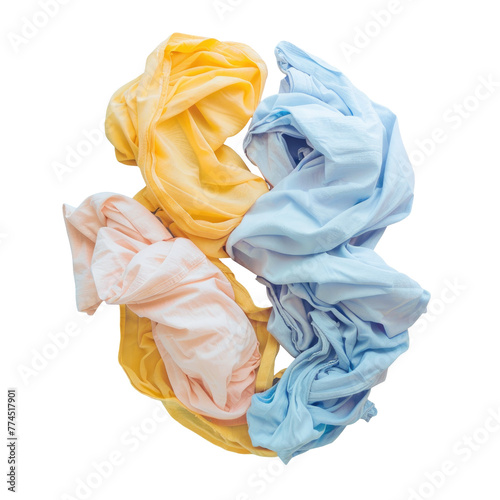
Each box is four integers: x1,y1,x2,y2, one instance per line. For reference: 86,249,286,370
106,33,280,455
106,32,269,259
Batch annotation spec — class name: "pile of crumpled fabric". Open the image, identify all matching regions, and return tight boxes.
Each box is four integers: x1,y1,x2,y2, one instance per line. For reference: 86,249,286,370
63,33,429,463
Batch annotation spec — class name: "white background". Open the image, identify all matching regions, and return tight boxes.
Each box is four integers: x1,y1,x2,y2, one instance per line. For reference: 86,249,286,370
2,1,499,499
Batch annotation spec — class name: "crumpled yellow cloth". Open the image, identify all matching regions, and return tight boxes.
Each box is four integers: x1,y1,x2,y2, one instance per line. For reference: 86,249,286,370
105,33,279,455
106,32,269,258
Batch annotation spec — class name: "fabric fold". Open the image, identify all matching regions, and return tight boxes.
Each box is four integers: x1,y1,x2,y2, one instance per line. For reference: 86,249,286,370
227,41,430,462
63,192,261,423
105,32,270,258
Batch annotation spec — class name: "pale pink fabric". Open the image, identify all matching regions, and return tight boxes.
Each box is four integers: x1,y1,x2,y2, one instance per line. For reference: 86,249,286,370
63,192,260,422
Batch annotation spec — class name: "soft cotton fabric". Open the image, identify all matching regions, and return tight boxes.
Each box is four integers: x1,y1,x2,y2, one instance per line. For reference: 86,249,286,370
227,42,431,462
63,193,264,423
105,32,269,258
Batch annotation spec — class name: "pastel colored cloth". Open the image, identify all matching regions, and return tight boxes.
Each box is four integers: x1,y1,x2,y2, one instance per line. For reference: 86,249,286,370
103,34,280,455
63,192,260,423
227,42,431,462
105,32,269,259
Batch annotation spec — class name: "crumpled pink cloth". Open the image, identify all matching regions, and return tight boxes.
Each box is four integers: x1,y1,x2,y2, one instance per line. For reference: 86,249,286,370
62,192,260,423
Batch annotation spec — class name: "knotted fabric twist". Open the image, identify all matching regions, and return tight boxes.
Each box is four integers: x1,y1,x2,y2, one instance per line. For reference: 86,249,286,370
63,193,261,424
227,42,431,463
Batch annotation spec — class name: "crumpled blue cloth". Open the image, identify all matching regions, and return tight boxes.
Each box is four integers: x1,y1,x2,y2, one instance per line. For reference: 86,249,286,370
227,41,430,463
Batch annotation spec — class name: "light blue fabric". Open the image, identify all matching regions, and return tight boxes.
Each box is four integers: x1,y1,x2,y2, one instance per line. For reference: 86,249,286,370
227,41,430,463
